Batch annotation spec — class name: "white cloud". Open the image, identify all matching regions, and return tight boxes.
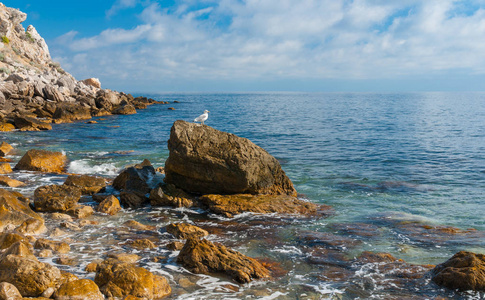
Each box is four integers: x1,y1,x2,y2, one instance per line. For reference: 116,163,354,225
53,0,485,91
106,0,138,18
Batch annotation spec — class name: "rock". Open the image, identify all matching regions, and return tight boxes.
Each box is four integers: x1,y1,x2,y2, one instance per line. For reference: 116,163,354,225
50,213,73,221
15,218,46,235
123,239,156,250
0,188,44,232
165,120,297,196
0,233,28,249
0,163,12,174
15,149,67,173
85,262,99,273
432,251,485,291
200,194,332,218
66,205,94,219
38,249,53,258
0,122,15,132
0,254,61,297
33,185,82,212
52,103,92,123
81,78,101,89
0,282,22,300
54,279,104,300
149,184,194,208
119,191,146,209
177,238,270,283
0,142,13,156
34,238,70,254
96,89,121,106
122,220,155,231
113,104,136,115
168,107,175,110
96,195,121,215
0,241,35,260
113,160,156,205
106,253,140,264
13,116,52,131
166,223,209,239
44,84,64,102
167,241,184,251
0,175,24,187
54,256,76,266
94,259,171,299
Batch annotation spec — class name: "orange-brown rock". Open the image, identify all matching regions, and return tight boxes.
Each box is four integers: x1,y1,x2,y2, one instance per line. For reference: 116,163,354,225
123,239,156,250
0,254,61,297
122,220,155,231
63,175,106,195
167,241,184,251
0,142,13,156
0,282,22,300
106,253,140,264
0,163,12,174
166,223,208,239
97,195,121,215
13,116,52,131
0,175,24,187
113,104,136,115
149,184,194,208
0,122,15,132
52,103,92,123
15,218,47,235
66,205,94,219
33,185,81,212
432,251,485,291
0,232,28,249
34,238,70,254
199,194,331,218
94,259,171,299
54,279,104,300
0,189,44,232
15,149,67,173
177,238,270,283
165,120,297,196
81,78,101,89
0,241,35,260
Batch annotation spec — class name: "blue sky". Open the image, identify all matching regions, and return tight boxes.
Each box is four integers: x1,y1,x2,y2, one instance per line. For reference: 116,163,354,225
4,0,485,92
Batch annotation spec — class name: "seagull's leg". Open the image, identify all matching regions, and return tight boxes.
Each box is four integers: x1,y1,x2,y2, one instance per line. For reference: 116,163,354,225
202,120,204,125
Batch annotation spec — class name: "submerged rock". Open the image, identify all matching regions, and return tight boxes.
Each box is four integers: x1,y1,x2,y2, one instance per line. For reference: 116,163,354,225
33,185,82,212
177,237,270,283
34,238,70,254
15,149,67,173
166,223,209,239
165,120,297,196
432,251,485,291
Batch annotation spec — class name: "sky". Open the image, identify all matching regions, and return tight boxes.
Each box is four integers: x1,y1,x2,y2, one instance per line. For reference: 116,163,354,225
3,0,485,92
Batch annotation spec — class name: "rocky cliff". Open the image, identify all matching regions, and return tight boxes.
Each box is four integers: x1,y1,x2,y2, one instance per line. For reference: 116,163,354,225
0,3,162,131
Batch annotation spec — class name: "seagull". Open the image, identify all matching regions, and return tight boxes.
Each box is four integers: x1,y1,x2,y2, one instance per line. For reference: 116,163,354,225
194,110,209,125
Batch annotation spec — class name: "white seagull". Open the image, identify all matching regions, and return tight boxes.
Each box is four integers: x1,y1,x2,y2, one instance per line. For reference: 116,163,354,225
194,110,210,125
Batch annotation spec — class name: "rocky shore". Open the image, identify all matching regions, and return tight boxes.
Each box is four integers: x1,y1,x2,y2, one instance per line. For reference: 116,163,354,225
1,3,485,299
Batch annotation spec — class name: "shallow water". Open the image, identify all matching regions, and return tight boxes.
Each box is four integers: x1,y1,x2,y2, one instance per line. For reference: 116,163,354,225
2,92,485,299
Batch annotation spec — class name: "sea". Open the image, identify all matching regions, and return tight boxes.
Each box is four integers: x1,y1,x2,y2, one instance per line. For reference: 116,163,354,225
2,92,485,299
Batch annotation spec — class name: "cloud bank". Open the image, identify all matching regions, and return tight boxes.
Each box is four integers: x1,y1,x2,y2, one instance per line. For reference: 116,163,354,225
52,0,485,91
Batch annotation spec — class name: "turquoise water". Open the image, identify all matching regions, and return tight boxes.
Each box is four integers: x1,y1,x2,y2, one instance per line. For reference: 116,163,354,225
2,92,485,299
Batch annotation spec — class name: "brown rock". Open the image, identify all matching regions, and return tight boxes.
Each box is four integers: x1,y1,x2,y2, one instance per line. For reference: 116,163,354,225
106,253,140,264
34,238,70,254
85,262,99,273
122,220,155,231
166,223,208,239
0,189,44,232
13,116,52,131
54,256,76,266
33,185,82,212
0,254,61,297
44,85,64,102
113,104,136,115
66,205,94,219
52,103,92,123
200,194,331,218
432,251,485,291
63,175,106,195
81,78,101,89
0,241,35,260
177,238,270,283
0,282,22,300
55,279,104,300
124,239,156,250
0,175,24,187
38,249,53,258
165,120,297,196
0,233,29,250
15,149,67,173
113,159,155,196
94,260,171,299
149,184,194,208
0,142,13,156
15,218,46,235
0,164,12,174
119,191,146,209
167,241,184,251
0,122,15,132
97,195,121,215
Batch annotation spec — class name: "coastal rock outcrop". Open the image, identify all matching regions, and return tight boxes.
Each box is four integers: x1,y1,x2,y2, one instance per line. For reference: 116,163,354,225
15,149,67,173
165,120,297,196
431,251,485,291
177,237,270,283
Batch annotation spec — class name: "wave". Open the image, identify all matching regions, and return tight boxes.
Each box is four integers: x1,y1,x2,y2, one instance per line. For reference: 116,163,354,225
68,159,120,176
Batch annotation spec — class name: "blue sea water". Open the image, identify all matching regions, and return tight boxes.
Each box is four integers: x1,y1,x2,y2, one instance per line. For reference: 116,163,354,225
3,92,485,299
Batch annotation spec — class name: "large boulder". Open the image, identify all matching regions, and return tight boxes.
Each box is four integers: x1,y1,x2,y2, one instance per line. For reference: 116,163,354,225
52,103,92,123
33,185,82,212
0,254,61,297
63,175,106,195
177,238,270,283
94,259,171,299
431,251,485,291
164,120,297,196
15,149,67,173
54,279,104,300
113,159,156,208
0,189,44,232
13,116,52,131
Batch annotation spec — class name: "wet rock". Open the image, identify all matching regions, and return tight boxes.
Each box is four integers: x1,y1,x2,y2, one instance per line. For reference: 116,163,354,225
167,241,184,251
119,191,147,209
59,222,82,231
15,218,46,235
166,223,209,239
177,238,270,283
200,194,332,218
96,195,121,215
123,239,156,250
50,213,73,221
122,220,156,231
0,282,22,300
0,188,44,232
33,185,82,212
54,256,76,266
0,254,61,297
15,149,67,173
113,159,156,197
34,238,70,254
85,261,99,273
165,120,297,196
38,249,53,258
13,116,52,131
149,184,194,208
113,104,136,115
0,175,24,187
330,222,383,238
94,259,171,299
63,175,106,195
54,279,104,300
0,241,35,260
0,142,13,156
52,103,92,123
0,233,28,249
432,251,485,291
66,205,94,219
0,163,12,174
298,231,361,251
106,253,140,264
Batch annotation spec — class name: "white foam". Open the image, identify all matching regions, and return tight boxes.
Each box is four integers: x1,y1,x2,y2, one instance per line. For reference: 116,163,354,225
68,159,119,176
